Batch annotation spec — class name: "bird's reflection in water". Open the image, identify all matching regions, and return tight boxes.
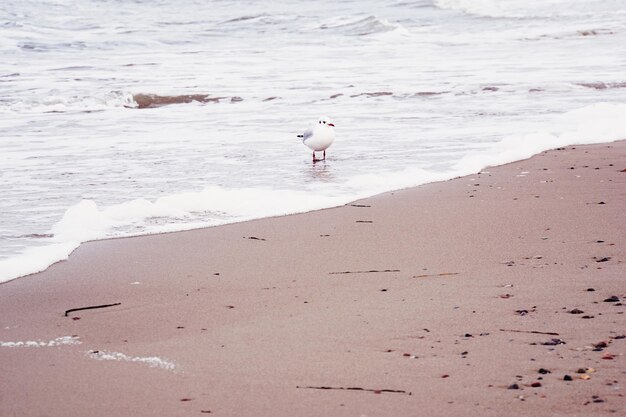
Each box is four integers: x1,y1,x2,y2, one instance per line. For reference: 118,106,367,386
306,160,335,182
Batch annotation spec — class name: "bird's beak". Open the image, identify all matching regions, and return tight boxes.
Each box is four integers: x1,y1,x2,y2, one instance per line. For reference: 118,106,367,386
328,123,335,127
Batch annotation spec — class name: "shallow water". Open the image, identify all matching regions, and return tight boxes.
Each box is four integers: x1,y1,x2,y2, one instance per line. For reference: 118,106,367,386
1,0,626,281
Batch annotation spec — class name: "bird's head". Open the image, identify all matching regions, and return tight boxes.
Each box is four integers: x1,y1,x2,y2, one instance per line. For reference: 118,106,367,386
318,116,335,127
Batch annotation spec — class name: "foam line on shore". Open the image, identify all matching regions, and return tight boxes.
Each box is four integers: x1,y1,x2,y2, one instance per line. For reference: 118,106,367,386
1,102,625,284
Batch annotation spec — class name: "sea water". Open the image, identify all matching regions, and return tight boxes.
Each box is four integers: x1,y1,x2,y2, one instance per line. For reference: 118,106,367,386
1,0,626,282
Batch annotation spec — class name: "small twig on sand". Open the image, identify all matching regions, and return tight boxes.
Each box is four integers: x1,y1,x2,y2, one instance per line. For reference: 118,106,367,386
349,204,371,208
64,303,121,317
412,272,459,278
296,386,411,395
499,329,560,336
329,269,400,275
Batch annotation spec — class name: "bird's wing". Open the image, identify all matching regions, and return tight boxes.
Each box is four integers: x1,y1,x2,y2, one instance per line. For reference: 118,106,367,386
300,128,313,142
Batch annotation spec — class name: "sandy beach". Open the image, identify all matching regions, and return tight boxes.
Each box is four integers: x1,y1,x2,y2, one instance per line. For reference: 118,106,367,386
1,141,624,416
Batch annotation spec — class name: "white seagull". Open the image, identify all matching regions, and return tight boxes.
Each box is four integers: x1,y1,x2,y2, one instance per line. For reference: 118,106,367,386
298,116,335,162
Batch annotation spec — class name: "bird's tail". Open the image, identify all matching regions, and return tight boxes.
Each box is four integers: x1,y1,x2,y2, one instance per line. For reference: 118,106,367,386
297,134,303,138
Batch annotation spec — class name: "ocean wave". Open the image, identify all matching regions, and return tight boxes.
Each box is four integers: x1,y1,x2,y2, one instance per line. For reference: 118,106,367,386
577,29,616,36
524,27,617,41
0,91,247,113
3,82,608,114
221,14,268,24
432,0,610,19
433,0,528,18
319,15,407,36
453,102,626,173
326,85,546,100
0,90,136,113
218,13,297,31
87,350,176,371
18,40,90,52
349,91,394,98
132,93,243,108
577,82,626,90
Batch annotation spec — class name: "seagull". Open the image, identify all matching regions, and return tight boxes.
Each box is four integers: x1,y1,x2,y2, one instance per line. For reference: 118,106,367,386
297,116,335,162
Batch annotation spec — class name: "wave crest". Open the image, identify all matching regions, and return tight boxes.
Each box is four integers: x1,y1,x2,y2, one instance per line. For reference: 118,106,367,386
432,0,592,19
132,93,243,108
577,82,626,90
0,90,136,113
320,15,407,36
0,91,247,113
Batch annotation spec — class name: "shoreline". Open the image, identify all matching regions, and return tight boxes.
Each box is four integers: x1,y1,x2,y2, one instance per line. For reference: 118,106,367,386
3,135,623,286
1,141,624,416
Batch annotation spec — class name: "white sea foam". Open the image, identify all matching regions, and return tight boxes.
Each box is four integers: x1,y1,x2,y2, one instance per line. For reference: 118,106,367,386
453,102,626,174
0,336,81,348
433,0,619,19
87,350,176,371
434,0,517,18
320,15,408,36
0,187,352,282
0,90,136,114
48,186,352,243
0,242,80,282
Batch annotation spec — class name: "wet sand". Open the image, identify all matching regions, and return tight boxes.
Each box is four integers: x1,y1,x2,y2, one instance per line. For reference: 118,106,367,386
1,141,624,416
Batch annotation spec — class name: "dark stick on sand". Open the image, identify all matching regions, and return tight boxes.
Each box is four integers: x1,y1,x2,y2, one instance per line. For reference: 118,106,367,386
296,385,411,395
499,328,560,336
329,269,400,275
64,303,121,317
413,272,460,278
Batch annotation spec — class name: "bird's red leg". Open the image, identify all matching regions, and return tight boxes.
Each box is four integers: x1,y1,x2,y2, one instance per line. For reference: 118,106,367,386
323,150,326,160
312,151,316,163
